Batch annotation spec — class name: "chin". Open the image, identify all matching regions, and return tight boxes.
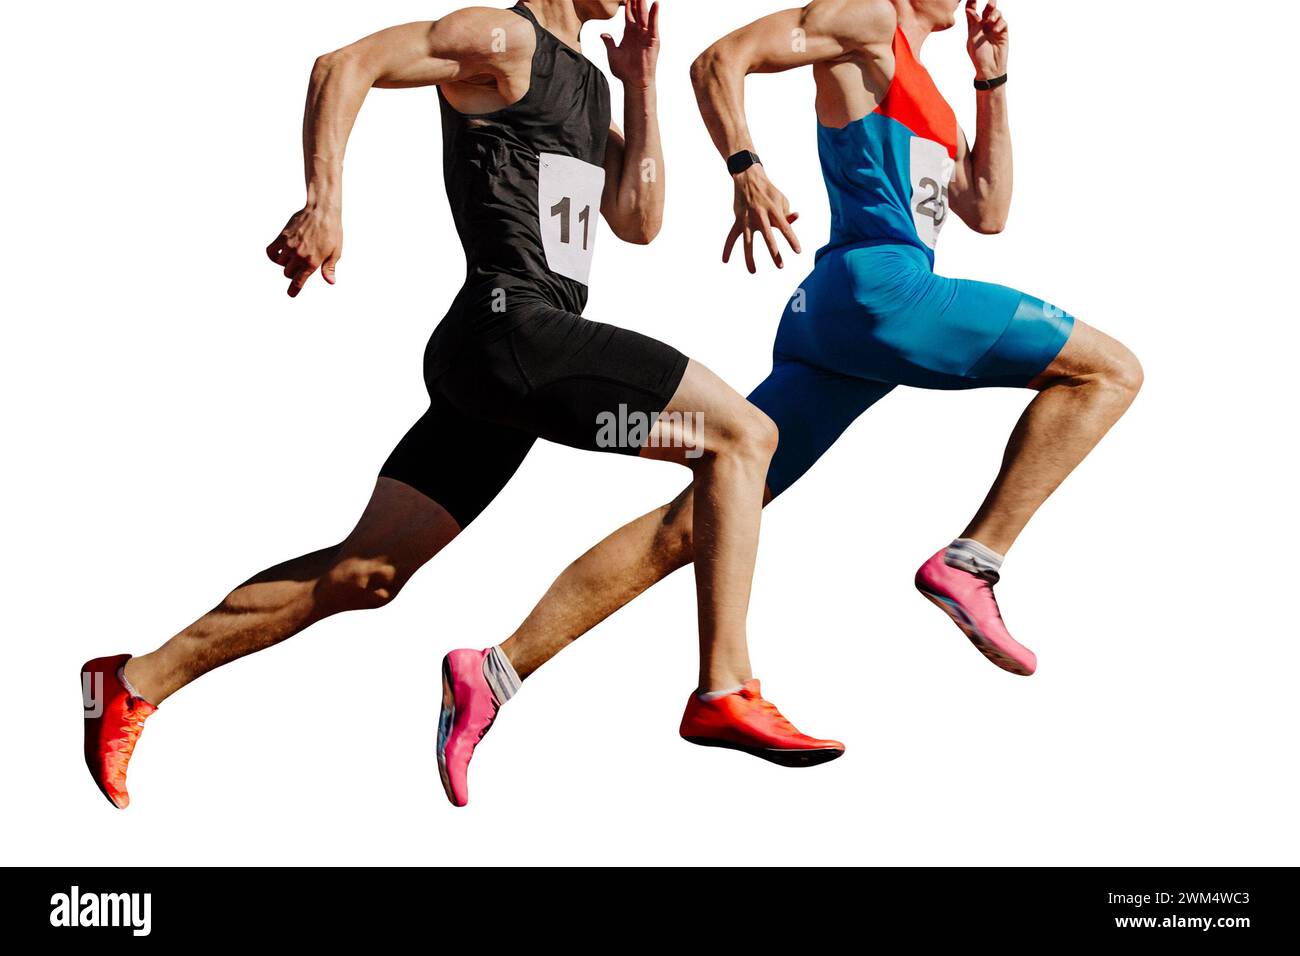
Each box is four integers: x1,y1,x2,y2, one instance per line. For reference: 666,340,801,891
590,1,625,20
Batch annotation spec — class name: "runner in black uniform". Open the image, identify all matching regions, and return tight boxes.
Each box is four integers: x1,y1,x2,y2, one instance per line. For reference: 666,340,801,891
382,2,688,523
81,1,842,812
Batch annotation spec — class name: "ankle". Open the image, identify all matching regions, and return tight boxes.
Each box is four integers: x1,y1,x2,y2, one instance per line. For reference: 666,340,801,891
957,528,1016,556
699,668,752,696
495,637,538,681
697,684,745,701
121,656,164,706
944,538,1005,580
482,645,522,704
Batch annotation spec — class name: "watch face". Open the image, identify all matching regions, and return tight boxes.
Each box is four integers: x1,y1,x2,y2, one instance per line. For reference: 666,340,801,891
729,151,760,174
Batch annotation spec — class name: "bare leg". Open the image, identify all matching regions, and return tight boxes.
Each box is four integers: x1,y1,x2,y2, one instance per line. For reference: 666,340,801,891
623,359,775,691
501,486,697,678
962,321,1144,554
500,325,1142,681
501,395,781,688
124,478,460,703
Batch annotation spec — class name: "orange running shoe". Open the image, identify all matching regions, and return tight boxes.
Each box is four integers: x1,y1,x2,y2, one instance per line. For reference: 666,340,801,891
679,679,844,767
82,654,155,808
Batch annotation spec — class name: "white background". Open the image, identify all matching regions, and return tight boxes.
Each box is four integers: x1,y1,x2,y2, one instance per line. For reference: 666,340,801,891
3,1,1297,866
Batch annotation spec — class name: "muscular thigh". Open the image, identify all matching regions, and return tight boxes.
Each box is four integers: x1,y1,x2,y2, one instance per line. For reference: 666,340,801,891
749,357,895,498
379,390,537,530
342,478,462,563
777,245,1076,391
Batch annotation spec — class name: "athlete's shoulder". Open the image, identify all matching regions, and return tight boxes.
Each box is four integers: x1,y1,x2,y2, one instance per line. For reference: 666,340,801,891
804,0,897,49
433,5,535,59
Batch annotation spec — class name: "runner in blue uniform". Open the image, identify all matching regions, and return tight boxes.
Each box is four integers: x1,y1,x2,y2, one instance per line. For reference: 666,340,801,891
447,0,1144,790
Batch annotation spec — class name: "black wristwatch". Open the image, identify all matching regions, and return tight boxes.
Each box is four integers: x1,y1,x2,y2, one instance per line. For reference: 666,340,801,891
727,149,763,176
974,73,1009,91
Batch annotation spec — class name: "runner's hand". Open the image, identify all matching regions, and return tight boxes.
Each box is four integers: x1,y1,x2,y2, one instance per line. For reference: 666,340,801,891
724,165,801,273
266,206,342,298
966,0,1009,81
602,0,660,89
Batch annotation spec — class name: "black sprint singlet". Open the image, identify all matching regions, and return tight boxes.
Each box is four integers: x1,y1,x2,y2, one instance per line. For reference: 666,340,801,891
424,2,611,379
381,3,690,527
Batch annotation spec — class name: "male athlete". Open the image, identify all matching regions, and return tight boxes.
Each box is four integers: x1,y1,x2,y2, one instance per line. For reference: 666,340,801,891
82,0,846,811
437,0,1143,793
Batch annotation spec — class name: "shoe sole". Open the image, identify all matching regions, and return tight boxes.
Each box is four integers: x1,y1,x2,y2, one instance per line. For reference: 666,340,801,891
681,736,844,768
917,586,1034,676
436,657,459,806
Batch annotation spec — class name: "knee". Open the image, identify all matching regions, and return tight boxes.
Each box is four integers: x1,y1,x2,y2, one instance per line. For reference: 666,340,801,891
1098,343,1144,406
314,555,404,614
713,405,779,465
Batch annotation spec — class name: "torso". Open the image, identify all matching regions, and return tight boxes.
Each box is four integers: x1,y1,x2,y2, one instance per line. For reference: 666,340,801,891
443,66,536,117
423,3,611,381
813,26,959,264
812,42,894,130
439,3,610,313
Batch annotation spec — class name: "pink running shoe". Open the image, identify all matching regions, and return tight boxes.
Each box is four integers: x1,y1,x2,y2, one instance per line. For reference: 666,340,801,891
915,549,1037,676
437,649,502,807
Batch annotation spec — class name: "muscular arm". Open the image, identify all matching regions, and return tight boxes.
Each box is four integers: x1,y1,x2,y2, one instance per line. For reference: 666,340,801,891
600,0,664,244
269,10,529,295
303,13,523,220
689,0,894,271
950,91,1011,234
689,0,894,160
601,105,663,244
949,1,1013,234
951,94,1008,232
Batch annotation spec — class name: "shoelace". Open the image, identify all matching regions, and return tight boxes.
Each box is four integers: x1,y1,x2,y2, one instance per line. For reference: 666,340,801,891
107,701,148,764
754,696,799,735
475,702,501,743
943,553,1000,586
971,576,1011,628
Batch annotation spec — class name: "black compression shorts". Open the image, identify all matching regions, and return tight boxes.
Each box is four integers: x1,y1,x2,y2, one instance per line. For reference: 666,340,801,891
380,301,689,529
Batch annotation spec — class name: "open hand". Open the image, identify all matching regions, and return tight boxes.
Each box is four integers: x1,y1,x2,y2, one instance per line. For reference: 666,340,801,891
723,165,801,273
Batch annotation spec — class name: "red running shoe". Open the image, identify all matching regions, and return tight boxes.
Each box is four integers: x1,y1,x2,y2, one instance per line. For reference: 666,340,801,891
82,654,155,808
680,679,844,767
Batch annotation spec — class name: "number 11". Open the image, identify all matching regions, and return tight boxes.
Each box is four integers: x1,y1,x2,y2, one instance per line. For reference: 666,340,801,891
551,197,591,250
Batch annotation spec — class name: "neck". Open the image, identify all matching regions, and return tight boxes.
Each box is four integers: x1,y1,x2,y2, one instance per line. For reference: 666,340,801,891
894,4,937,56
522,0,584,49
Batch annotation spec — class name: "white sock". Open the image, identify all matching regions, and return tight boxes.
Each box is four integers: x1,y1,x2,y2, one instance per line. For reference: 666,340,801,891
482,645,522,704
944,538,1004,582
697,684,744,702
117,662,151,704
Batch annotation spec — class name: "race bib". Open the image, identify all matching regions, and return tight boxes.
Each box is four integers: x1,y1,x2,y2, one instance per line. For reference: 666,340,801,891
910,137,956,250
538,152,604,285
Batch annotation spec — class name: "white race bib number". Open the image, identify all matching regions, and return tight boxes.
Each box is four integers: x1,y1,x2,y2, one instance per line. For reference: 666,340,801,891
910,137,956,250
538,152,604,285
